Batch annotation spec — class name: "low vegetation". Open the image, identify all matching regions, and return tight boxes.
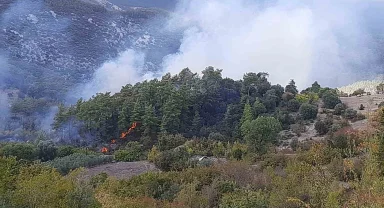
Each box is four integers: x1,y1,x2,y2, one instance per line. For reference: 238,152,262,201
2,68,383,207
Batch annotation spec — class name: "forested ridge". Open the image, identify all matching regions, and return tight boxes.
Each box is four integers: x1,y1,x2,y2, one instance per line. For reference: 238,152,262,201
53,67,330,147
2,67,384,207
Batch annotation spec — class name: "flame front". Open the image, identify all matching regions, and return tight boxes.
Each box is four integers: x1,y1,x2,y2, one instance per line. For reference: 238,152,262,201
101,147,108,153
120,122,137,138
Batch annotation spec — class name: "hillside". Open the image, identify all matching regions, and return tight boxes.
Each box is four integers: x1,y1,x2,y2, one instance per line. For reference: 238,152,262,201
0,0,180,99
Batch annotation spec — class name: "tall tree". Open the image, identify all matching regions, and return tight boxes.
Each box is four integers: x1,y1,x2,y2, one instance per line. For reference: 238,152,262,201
160,91,182,134
142,104,159,138
285,79,298,95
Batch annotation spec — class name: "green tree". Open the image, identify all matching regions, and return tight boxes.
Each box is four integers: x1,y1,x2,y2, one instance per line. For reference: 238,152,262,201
322,91,341,109
299,104,318,120
191,108,202,136
253,99,267,117
244,116,282,154
287,99,300,112
285,79,298,95
161,92,182,134
334,103,346,115
142,104,159,138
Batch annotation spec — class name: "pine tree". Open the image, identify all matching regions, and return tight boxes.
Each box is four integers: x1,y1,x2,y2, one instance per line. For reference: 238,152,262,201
240,101,253,125
160,92,182,134
131,98,145,134
240,101,254,138
191,108,202,136
285,79,298,95
142,104,159,138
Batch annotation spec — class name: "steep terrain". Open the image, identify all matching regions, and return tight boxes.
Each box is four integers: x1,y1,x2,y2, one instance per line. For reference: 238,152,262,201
0,0,180,98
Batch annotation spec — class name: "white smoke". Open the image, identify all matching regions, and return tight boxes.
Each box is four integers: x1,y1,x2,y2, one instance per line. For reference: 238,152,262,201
74,49,152,100
80,0,382,95
161,0,380,89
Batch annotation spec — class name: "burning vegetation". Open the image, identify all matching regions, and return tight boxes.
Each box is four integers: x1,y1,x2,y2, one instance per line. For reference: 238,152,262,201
101,122,138,153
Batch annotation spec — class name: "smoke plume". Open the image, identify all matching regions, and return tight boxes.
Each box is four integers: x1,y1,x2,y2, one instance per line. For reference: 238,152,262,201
161,0,383,89
72,49,152,100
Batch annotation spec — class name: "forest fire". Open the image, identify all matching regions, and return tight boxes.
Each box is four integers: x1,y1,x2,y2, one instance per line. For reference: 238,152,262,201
101,122,138,153
120,122,137,138
101,147,108,153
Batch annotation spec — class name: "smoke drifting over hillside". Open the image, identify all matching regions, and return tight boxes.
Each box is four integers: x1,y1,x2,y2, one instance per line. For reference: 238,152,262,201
73,50,152,100
161,0,382,89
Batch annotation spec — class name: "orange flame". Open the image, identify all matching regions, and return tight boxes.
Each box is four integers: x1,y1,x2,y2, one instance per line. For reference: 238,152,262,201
101,147,108,153
120,122,138,138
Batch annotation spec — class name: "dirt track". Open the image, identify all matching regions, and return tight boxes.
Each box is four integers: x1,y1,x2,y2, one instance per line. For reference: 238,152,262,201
83,161,159,180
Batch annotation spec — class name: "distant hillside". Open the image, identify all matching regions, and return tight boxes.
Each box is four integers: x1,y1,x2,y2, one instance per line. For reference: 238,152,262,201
338,75,384,94
0,0,180,99
108,0,178,10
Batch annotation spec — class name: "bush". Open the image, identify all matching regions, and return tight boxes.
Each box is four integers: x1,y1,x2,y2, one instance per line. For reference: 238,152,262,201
299,104,318,120
0,143,38,161
334,103,346,115
220,190,269,208
287,99,301,112
315,120,329,135
379,102,384,108
352,88,365,96
343,108,357,120
157,134,187,151
355,113,366,121
291,123,306,136
208,132,226,141
358,104,365,110
322,91,341,109
154,147,191,171
57,145,75,158
147,146,160,163
114,142,144,162
37,141,57,162
45,153,113,174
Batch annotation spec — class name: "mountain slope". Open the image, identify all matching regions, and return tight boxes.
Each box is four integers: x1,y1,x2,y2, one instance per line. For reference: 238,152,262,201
0,0,180,98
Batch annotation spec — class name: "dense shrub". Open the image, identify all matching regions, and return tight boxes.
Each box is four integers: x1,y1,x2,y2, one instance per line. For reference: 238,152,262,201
57,145,76,157
334,103,346,115
220,190,269,208
355,113,366,121
0,143,38,161
154,147,191,171
157,134,187,151
208,132,226,142
12,164,100,208
45,153,113,174
147,146,161,163
114,142,144,162
299,104,318,120
315,120,330,135
343,108,357,120
287,99,301,112
352,88,365,96
37,141,57,162
322,91,341,109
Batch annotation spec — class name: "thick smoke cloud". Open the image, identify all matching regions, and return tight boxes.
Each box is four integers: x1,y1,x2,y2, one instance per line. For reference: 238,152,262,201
72,50,152,100
161,0,382,89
